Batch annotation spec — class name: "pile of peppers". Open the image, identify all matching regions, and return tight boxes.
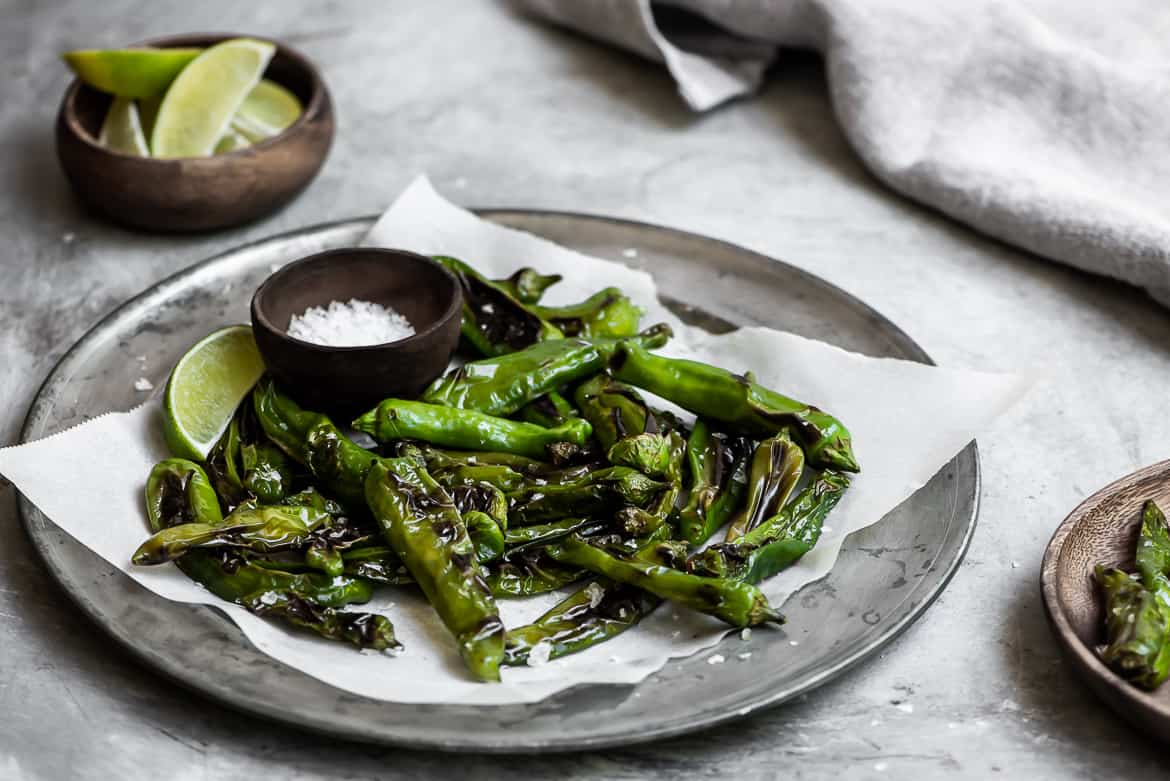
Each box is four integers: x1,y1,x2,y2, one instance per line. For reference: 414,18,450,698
132,257,858,682
1097,500,1170,690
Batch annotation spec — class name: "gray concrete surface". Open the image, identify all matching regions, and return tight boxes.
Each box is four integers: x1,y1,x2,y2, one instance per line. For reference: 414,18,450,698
2,0,1168,778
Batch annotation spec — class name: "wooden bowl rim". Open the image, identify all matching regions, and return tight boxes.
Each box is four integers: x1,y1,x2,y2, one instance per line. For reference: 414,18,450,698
59,31,328,163
1040,458,1170,722
250,247,464,353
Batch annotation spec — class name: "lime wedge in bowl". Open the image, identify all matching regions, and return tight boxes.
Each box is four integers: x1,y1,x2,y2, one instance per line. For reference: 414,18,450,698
232,79,302,142
150,38,275,158
98,97,149,155
163,325,265,461
62,48,201,98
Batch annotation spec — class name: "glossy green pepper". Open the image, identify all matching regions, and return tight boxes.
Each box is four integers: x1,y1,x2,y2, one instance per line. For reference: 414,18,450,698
609,342,858,472
353,398,593,461
145,458,225,530
530,287,642,339
547,535,783,628
132,504,334,565
434,255,563,357
240,441,294,504
365,458,505,681
676,421,752,545
690,471,848,582
422,325,672,417
485,549,588,597
503,516,608,554
723,433,805,542
518,392,580,428
508,466,668,525
494,266,562,304
1097,566,1170,690
573,373,685,480
253,379,378,508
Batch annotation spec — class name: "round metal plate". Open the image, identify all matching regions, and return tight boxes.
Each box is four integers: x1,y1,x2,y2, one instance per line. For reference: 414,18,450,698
18,212,979,752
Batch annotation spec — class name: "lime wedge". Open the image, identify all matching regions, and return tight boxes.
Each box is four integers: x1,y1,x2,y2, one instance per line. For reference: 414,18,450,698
214,127,252,154
98,97,149,155
163,325,265,461
231,79,302,142
62,48,201,98
150,38,275,159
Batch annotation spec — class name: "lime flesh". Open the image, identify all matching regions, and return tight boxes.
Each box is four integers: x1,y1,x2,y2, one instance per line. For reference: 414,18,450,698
150,38,275,158
98,97,149,155
232,79,303,142
62,48,201,98
163,325,265,461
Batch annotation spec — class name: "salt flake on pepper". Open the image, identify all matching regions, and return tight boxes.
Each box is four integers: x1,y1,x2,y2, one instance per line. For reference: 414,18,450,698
584,582,605,608
527,642,552,667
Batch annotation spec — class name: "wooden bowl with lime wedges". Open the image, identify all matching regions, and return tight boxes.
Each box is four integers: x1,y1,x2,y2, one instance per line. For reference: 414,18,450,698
56,33,333,232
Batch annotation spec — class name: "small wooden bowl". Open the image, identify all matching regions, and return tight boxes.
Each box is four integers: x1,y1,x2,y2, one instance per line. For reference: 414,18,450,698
55,33,333,232
251,248,463,416
1041,459,1170,743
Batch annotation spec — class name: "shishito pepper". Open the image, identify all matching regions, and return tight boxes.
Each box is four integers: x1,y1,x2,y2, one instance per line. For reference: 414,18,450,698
508,466,668,525
364,457,505,681
132,504,334,564
434,255,564,357
253,379,378,508
676,421,752,545
723,434,805,542
530,287,642,340
690,470,849,582
573,373,685,480
1097,566,1170,689
608,342,859,473
142,458,397,650
422,324,672,417
352,398,593,461
547,535,784,628
494,267,563,304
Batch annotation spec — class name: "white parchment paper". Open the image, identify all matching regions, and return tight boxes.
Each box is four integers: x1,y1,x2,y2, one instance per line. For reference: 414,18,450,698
0,176,1030,704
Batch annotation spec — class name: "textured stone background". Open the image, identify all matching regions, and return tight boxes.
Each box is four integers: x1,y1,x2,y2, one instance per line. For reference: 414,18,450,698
3,1,1169,778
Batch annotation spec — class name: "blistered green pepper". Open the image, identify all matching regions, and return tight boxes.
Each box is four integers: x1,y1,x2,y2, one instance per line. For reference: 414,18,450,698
241,441,294,504
1098,566,1170,690
353,399,593,461
508,466,667,525
365,458,505,681
494,267,562,304
485,550,588,597
503,517,608,554
253,379,378,508
434,255,564,357
132,504,334,565
690,471,848,582
530,287,642,339
676,421,752,545
547,535,783,628
422,325,672,417
723,434,805,542
573,373,685,480
518,392,580,428
609,343,858,472
145,458,225,530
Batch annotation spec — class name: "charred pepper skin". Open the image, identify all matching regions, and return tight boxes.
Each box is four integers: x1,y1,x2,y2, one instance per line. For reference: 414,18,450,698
1137,499,1170,598
1097,566,1170,689
132,504,334,564
676,421,752,545
573,373,686,480
353,398,593,460
365,458,505,681
253,379,379,508
508,467,668,525
723,434,805,542
691,471,849,582
143,458,397,650
433,255,563,357
547,535,784,628
422,325,672,417
609,342,859,473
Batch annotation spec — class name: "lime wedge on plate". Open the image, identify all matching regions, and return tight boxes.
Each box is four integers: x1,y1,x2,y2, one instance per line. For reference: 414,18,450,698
62,48,201,98
98,97,149,155
163,325,265,461
232,79,302,142
150,38,275,158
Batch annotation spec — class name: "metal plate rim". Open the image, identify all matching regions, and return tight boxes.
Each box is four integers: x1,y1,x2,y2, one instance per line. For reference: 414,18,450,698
17,210,980,752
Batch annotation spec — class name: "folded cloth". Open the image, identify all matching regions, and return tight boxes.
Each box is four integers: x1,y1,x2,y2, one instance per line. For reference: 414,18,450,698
515,0,1170,304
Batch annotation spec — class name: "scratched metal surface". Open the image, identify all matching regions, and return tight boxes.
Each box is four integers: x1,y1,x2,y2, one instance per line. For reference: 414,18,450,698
16,212,977,751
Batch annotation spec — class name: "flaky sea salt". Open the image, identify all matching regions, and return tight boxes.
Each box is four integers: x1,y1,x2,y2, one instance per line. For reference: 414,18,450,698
133,377,153,392
707,654,725,665
287,298,415,347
